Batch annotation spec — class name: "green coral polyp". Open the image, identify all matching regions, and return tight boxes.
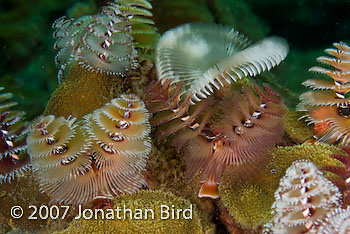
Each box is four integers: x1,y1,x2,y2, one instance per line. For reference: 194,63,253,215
219,143,346,230
220,182,275,229
56,190,204,234
44,62,123,118
266,143,345,182
284,109,314,143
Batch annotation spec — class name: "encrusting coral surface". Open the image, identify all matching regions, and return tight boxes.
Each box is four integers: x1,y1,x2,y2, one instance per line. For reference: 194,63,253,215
54,190,204,234
7,1,349,234
218,143,345,230
283,109,314,143
44,62,123,119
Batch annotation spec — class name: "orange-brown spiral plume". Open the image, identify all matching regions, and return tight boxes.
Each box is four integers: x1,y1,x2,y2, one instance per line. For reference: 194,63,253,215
298,42,350,145
146,79,188,117
146,82,285,198
27,94,151,205
146,79,215,149
0,87,30,184
187,84,286,198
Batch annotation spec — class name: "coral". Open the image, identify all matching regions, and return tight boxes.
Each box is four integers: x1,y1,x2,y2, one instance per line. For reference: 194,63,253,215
55,190,204,234
27,94,151,205
44,62,123,118
122,57,156,100
0,175,64,233
145,141,216,233
218,143,345,229
310,207,350,234
0,87,30,184
218,201,261,234
156,22,289,103
263,160,342,233
265,143,346,184
220,182,276,230
53,0,159,83
283,109,314,143
298,42,350,145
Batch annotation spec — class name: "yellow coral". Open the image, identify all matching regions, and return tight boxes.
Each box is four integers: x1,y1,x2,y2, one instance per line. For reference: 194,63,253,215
219,143,345,230
284,109,314,143
146,141,215,233
44,62,122,118
0,175,68,233
55,190,204,234
265,143,344,183
220,182,275,229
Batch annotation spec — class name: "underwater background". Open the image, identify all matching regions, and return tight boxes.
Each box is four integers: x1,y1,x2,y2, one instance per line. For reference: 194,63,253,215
0,0,350,233
0,0,349,119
